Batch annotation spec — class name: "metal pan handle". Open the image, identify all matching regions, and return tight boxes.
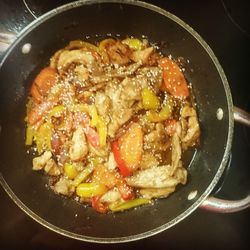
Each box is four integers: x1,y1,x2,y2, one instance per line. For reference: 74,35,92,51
200,106,250,213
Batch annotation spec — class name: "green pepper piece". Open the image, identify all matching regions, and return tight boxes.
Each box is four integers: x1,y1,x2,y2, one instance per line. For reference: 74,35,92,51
109,198,151,212
122,38,143,50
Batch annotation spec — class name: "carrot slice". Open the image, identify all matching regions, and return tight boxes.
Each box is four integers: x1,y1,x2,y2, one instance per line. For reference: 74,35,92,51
31,67,58,102
159,57,189,98
92,164,117,189
118,123,143,172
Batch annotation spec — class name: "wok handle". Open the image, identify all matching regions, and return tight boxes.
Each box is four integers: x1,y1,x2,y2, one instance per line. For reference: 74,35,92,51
200,106,250,213
200,195,250,213
233,106,250,127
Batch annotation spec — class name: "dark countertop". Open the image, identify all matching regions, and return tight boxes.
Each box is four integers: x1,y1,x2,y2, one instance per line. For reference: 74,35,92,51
0,1,250,249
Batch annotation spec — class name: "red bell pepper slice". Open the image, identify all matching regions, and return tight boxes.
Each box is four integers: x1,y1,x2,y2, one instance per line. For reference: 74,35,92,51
91,196,109,214
111,141,131,177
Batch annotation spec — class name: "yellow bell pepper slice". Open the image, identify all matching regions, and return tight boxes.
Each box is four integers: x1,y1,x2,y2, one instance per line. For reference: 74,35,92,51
76,183,108,198
64,163,78,180
142,88,160,110
48,105,66,120
25,125,34,145
96,116,107,147
34,122,52,154
146,99,173,122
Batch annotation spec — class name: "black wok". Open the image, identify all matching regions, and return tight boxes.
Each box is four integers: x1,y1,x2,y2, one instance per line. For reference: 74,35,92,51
0,0,249,243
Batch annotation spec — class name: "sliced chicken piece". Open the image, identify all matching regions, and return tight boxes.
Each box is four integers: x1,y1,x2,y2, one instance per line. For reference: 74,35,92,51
94,92,111,117
106,152,117,171
100,189,121,203
105,73,160,137
69,126,88,161
126,165,180,188
57,50,95,73
181,106,200,149
53,177,74,196
144,123,170,152
44,158,61,176
108,62,142,78
130,47,154,64
32,151,52,171
74,64,89,82
108,108,133,137
139,186,175,199
174,167,187,185
170,132,182,175
106,41,131,65
137,67,162,92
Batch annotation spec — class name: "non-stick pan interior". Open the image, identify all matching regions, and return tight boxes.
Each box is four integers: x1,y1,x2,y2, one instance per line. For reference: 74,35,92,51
0,1,233,242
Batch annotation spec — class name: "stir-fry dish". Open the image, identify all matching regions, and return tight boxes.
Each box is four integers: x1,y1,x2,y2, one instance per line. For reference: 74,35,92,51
25,37,200,213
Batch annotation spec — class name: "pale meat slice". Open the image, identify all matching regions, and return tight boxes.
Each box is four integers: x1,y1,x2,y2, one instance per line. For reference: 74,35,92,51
69,126,88,161
53,177,74,196
56,50,95,73
32,151,52,170
139,186,176,199
130,47,154,63
105,67,162,137
100,189,121,203
170,132,182,175
181,106,200,149
126,165,180,188
44,158,61,176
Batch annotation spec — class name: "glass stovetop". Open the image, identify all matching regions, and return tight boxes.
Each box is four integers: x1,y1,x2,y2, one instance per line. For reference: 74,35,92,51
0,0,249,249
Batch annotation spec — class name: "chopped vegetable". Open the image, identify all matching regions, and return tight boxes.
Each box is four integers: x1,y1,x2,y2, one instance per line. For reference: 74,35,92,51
64,163,78,180
31,67,58,102
146,100,173,122
27,97,58,126
48,105,66,120
92,164,135,200
91,196,109,213
76,183,108,198
70,104,107,147
84,127,100,148
116,179,135,200
118,123,143,172
122,38,143,50
159,57,190,98
34,122,52,154
111,141,131,177
25,125,34,145
96,116,107,147
142,88,160,110
109,198,151,212
72,164,95,187
92,164,117,189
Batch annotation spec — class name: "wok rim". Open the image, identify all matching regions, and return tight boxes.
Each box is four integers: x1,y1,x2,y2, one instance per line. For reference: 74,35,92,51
0,0,234,243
